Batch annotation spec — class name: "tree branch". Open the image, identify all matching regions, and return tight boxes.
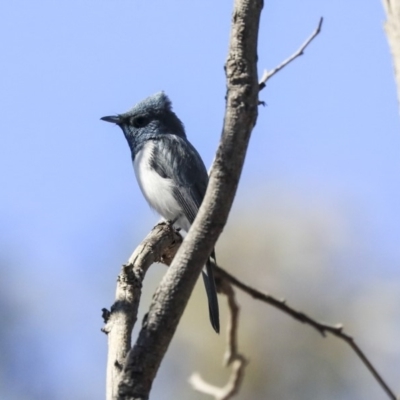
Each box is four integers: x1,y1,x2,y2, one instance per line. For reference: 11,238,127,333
104,4,396,400
102,222,182,400
106,220,397,400
116,1,263,399
382,0,400,114
259,17,323,90
214,266,399,400
189,280,247,400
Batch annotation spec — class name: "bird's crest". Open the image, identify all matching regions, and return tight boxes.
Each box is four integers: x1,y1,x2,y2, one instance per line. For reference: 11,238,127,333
124,91,172,116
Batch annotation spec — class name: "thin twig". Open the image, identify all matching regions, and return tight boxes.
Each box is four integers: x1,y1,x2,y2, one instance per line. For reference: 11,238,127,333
259,17,323,90
215,266,398,400
189,281,247,400
220,281,241,366
106,218,397,400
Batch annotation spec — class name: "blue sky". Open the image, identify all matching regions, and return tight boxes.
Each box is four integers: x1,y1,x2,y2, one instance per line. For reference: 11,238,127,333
1,1,399,399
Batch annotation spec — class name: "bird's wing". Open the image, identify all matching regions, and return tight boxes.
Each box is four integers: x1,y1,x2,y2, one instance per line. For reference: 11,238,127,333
150,136,220,333
149,135,208,224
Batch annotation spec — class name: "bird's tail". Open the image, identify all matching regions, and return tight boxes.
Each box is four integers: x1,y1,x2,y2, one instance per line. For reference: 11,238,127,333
202,252,220,333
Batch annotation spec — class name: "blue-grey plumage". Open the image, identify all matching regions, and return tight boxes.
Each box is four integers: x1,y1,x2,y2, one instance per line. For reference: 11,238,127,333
101,92,220,333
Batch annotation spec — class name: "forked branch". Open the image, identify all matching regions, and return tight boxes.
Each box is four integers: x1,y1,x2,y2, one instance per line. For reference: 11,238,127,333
114,0,263,398
102,223,182,400
215,266,398,400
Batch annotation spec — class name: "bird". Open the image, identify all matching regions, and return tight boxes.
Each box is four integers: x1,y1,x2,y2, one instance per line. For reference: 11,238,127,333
101,92,220,333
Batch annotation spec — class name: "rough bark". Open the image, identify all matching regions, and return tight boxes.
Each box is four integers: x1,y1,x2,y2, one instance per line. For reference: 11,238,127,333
117,0,263,398
102,223,182,400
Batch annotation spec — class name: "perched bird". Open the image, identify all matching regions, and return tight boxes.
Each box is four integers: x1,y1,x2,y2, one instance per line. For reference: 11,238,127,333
101,92,220,333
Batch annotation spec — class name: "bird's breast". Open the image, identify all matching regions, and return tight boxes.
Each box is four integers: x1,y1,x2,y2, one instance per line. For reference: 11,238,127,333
133,141,182,222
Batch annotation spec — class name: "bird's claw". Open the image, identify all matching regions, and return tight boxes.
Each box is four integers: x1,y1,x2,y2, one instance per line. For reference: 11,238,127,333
165,219,181,232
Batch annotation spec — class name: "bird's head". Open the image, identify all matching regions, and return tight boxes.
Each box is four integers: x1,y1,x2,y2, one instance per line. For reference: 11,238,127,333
101,92,185,153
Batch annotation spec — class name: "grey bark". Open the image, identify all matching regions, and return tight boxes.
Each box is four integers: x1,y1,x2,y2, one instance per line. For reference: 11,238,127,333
111,0,263,398
103,223,182,400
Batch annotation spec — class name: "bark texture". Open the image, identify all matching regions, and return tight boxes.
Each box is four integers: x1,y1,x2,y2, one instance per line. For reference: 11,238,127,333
103,223,182,400
117,0,263,399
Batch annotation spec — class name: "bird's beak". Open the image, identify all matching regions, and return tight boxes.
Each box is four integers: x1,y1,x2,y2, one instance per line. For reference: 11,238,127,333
100,115,121,124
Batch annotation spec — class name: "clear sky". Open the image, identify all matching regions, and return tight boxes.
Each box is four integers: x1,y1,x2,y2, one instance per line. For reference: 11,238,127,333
1,1,399,399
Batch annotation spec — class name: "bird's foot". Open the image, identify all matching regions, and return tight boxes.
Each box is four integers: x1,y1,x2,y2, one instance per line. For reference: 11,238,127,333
165,219,181,232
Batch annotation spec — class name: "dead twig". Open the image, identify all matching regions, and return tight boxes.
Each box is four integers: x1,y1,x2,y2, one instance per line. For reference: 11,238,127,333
189,280,247,400
259,17,323,90
215,266,398,400
105,219,397,400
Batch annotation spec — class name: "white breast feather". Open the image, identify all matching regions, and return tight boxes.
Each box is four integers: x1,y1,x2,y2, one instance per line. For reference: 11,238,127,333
133,141,184,225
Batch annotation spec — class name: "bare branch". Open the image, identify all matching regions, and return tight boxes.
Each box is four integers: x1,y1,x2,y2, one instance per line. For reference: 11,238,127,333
105,219,397,400
103,222,182,400
259,17,323,90
220,280,242,367
215,266,398,400
189,359,246,400
104,6,397,400
116,1,263,398
189,280,247,400
382,0,400,114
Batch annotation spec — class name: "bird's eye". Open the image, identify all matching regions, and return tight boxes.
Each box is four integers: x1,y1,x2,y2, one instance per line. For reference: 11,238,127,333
131,116,147,128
